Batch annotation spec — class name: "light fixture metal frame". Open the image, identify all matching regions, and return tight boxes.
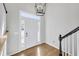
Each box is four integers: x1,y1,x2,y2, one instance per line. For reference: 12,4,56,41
35,3,46,16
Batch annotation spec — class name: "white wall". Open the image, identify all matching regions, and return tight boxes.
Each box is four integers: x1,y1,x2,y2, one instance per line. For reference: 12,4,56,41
6,4,19,55
40,16,46,43
4,3,79,56
6,3,45,55
5,3,79,56
46,3,79,49
0,3,6,35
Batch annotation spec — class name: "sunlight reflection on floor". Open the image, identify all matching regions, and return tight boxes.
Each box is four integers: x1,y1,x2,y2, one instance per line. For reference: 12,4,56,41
37,47,41,56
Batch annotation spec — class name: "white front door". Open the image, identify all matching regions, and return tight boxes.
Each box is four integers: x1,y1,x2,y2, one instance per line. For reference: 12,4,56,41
25,18,40,48
19,11,41,51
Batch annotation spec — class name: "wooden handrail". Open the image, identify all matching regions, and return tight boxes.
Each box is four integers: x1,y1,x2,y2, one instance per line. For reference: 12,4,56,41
61,27,79,40
3,3,7,14
59,26,79,56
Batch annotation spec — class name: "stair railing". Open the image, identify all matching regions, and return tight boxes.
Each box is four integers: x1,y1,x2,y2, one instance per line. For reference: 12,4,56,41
59,26,79,56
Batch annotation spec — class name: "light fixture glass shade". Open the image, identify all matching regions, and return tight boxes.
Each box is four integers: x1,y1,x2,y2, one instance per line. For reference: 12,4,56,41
35,3,46,16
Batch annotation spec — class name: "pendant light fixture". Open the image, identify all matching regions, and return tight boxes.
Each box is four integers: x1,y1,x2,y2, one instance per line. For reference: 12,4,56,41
35,3,46,16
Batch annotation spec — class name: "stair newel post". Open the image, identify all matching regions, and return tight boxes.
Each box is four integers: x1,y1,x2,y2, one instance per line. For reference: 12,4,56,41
59,35,62,56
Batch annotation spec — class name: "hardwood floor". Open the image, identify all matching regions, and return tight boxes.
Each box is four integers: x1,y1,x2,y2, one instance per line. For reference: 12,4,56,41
12,43,59,56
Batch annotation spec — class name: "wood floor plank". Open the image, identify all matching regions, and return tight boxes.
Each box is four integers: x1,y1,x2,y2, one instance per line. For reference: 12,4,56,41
12,43,59,56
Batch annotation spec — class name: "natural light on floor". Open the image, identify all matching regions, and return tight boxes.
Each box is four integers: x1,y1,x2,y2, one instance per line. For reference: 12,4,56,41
37,47,41,56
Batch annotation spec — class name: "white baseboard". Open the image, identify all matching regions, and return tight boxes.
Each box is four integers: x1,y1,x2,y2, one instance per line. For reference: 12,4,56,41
8,41,45,56
8,41,59,56
45,42,59,49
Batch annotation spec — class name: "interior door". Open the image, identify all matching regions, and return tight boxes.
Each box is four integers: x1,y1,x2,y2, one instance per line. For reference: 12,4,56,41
19,11,41,51
25,17,40,48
